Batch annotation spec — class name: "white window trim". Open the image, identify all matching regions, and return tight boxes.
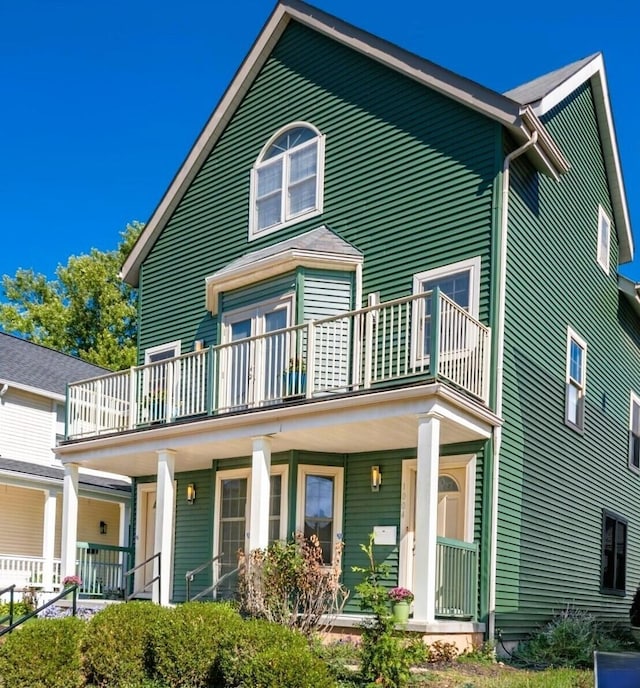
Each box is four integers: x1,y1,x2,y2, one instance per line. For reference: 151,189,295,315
565,326,587,432
144,340,182,364
412,256,481,319
296,464,344,565
213,465,289,562
249,121,325,241
597,205,611,275
411,256,481,367
629,392,640,473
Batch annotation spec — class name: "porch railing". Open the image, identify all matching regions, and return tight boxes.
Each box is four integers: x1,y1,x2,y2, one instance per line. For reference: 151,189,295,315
67,291,491,439
0,555,61,590
435,537,478,619
76,543,132,598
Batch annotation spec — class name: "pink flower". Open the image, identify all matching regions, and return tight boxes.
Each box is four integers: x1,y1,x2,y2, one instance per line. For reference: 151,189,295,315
388,586,414,603
62,575,82,587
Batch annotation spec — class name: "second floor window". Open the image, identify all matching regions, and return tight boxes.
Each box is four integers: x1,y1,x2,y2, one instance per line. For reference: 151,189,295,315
565,327,586,431
250,123,324,238
630,393,640,471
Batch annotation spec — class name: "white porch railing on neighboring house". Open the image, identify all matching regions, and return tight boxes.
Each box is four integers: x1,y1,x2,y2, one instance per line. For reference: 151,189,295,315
67,290,491,440
0,555,62,592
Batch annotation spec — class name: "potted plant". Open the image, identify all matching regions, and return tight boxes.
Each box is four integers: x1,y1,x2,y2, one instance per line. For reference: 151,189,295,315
630,586,640,643
388,586,414,623
283,357,307,396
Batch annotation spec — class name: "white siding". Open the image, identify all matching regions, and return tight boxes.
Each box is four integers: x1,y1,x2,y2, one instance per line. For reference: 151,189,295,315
0,484,44,556
0,388,56,464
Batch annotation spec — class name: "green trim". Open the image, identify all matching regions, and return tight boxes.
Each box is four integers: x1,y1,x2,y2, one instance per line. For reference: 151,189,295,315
207,345,215,415
489,128,504,411
296,268,305,325
288,451,297,538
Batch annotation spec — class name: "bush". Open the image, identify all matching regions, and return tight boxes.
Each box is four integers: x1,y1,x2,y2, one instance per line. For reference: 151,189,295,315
151,602,242,687
219,618,336,687
514,606,625,668
0,616,85,688
83,601,170,687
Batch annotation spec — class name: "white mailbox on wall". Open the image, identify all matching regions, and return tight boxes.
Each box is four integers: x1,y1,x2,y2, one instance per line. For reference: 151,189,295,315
373,526,397,546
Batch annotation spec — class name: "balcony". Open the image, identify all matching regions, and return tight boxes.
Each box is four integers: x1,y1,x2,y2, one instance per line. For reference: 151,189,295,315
66,290,491,441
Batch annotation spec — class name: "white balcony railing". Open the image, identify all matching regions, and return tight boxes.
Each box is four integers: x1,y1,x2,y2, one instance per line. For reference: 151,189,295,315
67,290,491,440
0,555,62,591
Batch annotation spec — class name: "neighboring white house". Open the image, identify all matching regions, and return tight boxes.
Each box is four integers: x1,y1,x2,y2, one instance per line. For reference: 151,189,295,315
0,333,130,595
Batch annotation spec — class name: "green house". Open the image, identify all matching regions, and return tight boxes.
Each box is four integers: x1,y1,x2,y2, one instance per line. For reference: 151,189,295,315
57,0,638,647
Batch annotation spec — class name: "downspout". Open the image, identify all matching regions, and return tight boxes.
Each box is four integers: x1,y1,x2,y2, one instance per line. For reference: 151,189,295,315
489,130,538,640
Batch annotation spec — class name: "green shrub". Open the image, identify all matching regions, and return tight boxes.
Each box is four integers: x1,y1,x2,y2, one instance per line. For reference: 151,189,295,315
151,602,242,687
514,606,626,668
219,618,336,687
83,601,170,687
0,616,85,688
0,600,33,621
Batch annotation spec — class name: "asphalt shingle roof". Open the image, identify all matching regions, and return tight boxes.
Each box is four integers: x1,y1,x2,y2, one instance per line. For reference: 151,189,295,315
504,54,598,105
0,457,131,493
0,333,108,397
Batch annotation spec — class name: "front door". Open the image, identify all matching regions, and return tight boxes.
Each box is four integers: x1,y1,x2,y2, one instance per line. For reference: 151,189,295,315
135,486,156,597
399,456,475,593
221,297,292,409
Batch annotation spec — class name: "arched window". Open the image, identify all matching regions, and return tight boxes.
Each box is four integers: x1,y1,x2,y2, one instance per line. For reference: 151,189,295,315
250,123,324,238
438,475,460,493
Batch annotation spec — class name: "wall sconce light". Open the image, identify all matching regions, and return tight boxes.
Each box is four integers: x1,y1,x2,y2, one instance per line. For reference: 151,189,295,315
99,520,108,535
187,483,196,504
371,466,382,492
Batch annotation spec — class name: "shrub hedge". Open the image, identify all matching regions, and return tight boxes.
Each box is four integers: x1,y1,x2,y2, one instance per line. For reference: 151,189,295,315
83,601,170,687
0,616,85,688
151,601,242,687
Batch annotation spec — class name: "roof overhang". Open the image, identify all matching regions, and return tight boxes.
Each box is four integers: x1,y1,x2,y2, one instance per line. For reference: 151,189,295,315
121,0,568,287
525,54,633,264
206,247,362,314
0,378,65,403
619,275,640,319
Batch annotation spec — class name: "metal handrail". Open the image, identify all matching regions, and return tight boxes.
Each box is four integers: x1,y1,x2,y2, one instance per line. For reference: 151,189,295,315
124,552,160,602
0,584,16,627
0,584,78,637
185,553,223,602
189,565,241,603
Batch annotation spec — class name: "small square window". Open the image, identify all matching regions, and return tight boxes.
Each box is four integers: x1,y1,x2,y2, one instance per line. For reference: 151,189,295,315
629,393,640,471
565,327,586,432
601,510,627,595
597,206,611,274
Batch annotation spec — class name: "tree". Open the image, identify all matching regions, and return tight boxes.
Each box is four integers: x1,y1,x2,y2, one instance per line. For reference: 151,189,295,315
0,222,143,371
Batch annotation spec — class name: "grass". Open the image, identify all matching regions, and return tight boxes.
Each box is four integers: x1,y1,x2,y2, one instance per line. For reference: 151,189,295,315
409,664,593,687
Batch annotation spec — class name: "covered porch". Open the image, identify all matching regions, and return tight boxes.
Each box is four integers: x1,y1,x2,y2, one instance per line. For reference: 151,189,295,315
57,380,499,627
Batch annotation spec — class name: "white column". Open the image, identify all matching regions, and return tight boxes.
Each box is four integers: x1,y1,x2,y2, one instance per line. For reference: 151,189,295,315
60,464,79,581
42,490,57,591
413,412,441,623
154,449,175,606
249,436,272,551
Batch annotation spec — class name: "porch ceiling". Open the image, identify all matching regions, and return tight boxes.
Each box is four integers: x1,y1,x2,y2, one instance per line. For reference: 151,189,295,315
56,383,500,477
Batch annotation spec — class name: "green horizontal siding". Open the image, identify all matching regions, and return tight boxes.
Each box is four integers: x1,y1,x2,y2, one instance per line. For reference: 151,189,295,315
496,82,640,638
221,273,296,317
138,21,498,358
302,269,353,321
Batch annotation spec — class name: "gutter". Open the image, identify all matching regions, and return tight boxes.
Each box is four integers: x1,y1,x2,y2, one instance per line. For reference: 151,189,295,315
488,131,539,640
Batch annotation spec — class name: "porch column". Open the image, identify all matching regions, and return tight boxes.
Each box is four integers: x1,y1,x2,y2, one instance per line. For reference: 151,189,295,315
60,463,79,581
249,436,272,551
154,449,175,606
413,412,441,623
42,490,57,591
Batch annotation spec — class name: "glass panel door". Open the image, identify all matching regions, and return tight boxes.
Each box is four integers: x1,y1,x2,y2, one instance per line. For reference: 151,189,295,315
228,319,252,408
261,308,288,402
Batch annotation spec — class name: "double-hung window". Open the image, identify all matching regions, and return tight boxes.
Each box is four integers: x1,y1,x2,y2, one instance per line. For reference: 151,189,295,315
601,510,627,595
630,393,640,471
565,328,586,431
143,340,182,423
250,123,325,239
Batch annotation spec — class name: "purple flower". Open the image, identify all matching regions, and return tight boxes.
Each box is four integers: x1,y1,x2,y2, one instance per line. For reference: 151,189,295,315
388,586,414,603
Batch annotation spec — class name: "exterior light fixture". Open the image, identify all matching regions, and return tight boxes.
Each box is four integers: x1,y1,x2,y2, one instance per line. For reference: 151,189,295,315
99,520,108,535
187,483,196,504
371,466,382,492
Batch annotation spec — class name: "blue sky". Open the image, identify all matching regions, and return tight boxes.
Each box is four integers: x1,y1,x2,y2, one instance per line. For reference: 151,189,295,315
2,0,639,283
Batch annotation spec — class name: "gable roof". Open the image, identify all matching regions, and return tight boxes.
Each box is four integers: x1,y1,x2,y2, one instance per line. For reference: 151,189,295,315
505,53,632,264
0,332,109,399
121,0,572,287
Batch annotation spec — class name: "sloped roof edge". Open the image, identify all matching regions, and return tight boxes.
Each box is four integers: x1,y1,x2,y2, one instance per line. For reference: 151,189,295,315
121,0,566,287
509,54,632,264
